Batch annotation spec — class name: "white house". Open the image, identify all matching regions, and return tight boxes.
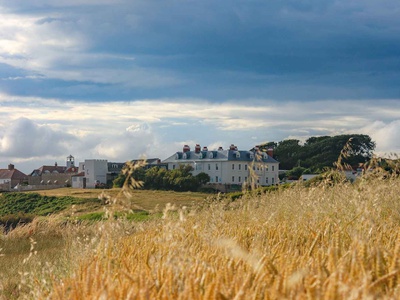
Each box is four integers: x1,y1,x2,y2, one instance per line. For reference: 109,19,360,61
79,159,108,188
163,144,279,187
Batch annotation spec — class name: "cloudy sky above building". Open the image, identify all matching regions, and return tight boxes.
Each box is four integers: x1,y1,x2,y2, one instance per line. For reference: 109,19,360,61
0,0,399,173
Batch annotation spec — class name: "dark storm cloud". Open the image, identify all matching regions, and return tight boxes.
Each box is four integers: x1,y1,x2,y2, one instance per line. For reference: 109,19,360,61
0,0,399,100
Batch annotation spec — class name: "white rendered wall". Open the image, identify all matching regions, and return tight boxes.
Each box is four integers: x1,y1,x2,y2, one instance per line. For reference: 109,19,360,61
84,159,108,188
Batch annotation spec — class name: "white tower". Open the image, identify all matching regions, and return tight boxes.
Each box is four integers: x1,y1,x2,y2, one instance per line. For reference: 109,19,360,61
66,155,75,168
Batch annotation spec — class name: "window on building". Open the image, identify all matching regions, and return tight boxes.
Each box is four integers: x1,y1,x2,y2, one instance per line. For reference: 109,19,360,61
239,164,241,170
272,166,275,171
216,164,218,170
232,164,235,170
232,176,235,182
208,164,211,170
266,177,269,184
238,176,241,183
266,165,269,172
173,165,176,170
216,176,219,183
257,165,260,171
245,176,247,182
272,177,275,184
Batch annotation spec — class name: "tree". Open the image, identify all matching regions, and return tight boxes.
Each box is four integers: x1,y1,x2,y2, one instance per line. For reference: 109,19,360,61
274,139,302,170
112,167,145,188
286,166,306,180
144,167,168,190
195,172,211,185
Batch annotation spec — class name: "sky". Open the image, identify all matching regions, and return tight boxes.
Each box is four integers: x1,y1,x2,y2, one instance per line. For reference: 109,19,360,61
0,0,399,173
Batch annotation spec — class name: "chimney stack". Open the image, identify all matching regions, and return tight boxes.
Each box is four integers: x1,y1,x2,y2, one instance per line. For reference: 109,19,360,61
195,144,201,153
267,148,274,158
8,164,14,170
183,145,190,153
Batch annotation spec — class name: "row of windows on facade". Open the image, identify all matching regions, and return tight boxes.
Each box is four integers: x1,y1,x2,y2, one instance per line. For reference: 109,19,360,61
210,176,275,184
172,163,275,172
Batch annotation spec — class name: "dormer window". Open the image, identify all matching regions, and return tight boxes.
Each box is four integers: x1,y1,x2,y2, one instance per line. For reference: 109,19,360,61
175,153,180,160
263,153,268,159
183,153,187,159
209,152,214,159
236,152,240,159
250,153,254,159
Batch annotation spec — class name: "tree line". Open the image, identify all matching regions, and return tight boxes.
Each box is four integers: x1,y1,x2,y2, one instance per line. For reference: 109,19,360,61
257,134,376,175
113,165,210,192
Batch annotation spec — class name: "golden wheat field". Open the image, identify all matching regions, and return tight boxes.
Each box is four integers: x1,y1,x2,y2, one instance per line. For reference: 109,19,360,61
1,172,400,299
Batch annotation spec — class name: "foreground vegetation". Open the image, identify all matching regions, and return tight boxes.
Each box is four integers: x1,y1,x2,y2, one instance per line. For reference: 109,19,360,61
1,170,400,299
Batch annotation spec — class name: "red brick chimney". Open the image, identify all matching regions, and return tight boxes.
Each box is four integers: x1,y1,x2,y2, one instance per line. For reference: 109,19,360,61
267,148,274,158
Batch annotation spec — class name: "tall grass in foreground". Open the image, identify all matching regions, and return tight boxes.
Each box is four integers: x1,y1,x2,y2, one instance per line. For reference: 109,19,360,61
2,171,400,299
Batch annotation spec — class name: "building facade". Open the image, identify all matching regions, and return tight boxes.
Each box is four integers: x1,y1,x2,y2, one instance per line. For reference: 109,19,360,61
28,155,79,186
79,159,108,188
163,144,279,187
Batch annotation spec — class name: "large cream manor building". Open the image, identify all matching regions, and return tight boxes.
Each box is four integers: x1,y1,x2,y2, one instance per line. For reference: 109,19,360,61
163,144,279,187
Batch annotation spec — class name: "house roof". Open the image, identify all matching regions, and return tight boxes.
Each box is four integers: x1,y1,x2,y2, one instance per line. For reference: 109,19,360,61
30,165,68,176
163,150,279,163
108,159,162,173
0,168,28,180
65,167,79,173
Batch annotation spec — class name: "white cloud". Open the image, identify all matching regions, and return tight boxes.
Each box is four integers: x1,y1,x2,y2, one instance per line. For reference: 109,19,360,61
0,95,399,173
359,120,400,154
94,122,155,160
0,117,76,158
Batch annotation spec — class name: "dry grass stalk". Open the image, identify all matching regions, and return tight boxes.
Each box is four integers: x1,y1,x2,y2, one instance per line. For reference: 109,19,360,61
1,155,400,299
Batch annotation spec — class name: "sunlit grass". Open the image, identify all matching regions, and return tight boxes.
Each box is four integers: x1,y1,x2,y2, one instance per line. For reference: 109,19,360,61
1,169,400,299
